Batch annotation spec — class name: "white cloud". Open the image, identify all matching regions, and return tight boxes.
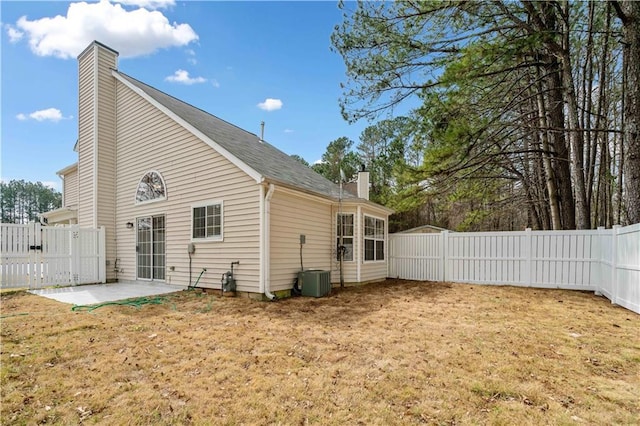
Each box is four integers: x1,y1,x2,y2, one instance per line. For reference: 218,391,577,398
211,79,220,88
42,181,61,191
165,69,206,85
186,48,197,64
284,129,294,133
17,108,71,122
8,0,197,59
257,98,283,111
6,25,24,42
113,0,175,9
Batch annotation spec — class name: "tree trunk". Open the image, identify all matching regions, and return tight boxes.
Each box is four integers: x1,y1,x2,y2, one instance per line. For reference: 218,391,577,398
584,1,597,214
614,1,640,224
535,65,563,229
558,3,590,229
595,3,612,227
546,64,576,229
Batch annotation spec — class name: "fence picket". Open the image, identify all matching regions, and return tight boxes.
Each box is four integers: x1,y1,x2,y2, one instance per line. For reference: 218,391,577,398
389,224,640,314
1,223,105,289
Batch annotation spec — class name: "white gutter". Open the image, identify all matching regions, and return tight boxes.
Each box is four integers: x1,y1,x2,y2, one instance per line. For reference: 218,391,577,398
260,183,277,300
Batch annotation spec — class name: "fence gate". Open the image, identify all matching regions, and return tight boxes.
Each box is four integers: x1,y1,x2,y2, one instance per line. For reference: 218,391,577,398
0,223,105,289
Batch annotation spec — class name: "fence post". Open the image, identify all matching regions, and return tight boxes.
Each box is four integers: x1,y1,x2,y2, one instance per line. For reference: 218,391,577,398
439,231,443,281
611,225,620,305
70,225,80,285
441,230,449,282
98,226,106,283
29,222,40,289
524,228,532,287
595,226,605,296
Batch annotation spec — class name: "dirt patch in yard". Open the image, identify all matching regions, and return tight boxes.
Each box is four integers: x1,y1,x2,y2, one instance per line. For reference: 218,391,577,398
2,280,639,425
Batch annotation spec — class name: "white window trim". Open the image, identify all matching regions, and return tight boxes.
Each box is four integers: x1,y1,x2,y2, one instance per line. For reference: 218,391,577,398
191,200,224,242
134,170,167,205
363,214,386,263
336,212,355,262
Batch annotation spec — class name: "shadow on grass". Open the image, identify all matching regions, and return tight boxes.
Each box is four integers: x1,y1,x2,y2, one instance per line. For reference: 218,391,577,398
77,279,456,324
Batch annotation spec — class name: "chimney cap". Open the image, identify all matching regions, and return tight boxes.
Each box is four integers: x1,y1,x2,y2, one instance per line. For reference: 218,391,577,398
78,40,119,60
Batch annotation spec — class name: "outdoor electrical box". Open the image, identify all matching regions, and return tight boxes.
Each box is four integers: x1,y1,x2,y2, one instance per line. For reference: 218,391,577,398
300,234,306,244
187,243,195,254
298,270,331,297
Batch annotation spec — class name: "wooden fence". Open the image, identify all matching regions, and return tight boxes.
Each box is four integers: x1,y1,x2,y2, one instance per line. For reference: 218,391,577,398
389,224,640,314
0,223,105,289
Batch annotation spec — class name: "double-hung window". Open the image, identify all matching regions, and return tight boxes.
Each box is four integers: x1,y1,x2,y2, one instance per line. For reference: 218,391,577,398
364,216,385,261
336,213,354,261
192,202,223,241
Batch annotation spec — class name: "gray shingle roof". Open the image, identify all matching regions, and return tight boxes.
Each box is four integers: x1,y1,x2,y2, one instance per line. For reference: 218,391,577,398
115,71,356,201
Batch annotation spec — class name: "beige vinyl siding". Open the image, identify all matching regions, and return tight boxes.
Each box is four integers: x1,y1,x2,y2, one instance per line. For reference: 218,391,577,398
269,188,332,291
77,47,95,227
95,47,117,281
114,80,261,292
330,204,389,284
63,168,79,208
76,43,118,280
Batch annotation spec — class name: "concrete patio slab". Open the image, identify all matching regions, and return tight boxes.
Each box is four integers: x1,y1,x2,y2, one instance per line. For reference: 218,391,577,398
29,281,185,305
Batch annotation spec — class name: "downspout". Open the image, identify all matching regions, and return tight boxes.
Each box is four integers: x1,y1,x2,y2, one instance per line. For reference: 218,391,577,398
262,183,277,300
339,172,344,287
259,185,265,294
60,174,66,207
356,205,362,283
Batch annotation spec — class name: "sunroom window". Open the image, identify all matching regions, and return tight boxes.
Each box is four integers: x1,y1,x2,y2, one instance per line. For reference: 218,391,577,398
364,216,385,261
336,213,354,261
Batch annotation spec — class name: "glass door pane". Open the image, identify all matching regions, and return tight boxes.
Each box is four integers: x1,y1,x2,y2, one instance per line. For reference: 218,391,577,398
152,215,165,280
137,217,152,279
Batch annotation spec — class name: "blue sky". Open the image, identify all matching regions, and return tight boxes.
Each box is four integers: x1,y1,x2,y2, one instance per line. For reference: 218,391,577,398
1,0,375,191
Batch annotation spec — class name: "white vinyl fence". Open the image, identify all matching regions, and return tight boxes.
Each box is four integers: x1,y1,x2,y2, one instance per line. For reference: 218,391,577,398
389,224,640,314
1,223,105,289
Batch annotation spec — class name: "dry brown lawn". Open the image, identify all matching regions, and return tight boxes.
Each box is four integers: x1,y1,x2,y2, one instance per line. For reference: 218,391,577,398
1,280,639,425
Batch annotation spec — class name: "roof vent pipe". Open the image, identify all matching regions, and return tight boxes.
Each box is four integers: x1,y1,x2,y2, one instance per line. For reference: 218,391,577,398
260,121,265,143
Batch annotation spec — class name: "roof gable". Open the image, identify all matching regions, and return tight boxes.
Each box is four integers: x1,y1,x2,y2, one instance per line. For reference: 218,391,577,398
113,71,356,201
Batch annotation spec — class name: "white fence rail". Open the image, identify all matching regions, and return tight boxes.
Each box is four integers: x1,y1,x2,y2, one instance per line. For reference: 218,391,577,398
1,223,105,289
389,224,640,314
